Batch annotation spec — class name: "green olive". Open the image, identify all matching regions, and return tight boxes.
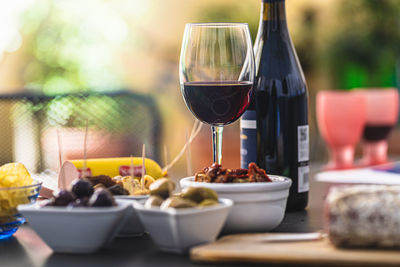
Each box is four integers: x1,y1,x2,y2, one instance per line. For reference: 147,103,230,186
198,199,219,207
160,197,197,209
180,187,218,203
171,192,182,197
149,178,176,199
144,195,164,208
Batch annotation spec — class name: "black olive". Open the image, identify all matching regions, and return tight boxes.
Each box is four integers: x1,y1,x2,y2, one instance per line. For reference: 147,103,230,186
53,190,76,206
68,197,90,208
108,184,129,195
71,178,94,198
89,189,116,207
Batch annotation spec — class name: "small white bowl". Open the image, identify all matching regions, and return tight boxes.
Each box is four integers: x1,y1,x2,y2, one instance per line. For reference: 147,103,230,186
115,195,149,237
18,200,130,253
180,176,292,233
133,198,233,254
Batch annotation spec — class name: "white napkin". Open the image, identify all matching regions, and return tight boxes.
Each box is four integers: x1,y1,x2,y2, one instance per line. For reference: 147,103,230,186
315,162,400,185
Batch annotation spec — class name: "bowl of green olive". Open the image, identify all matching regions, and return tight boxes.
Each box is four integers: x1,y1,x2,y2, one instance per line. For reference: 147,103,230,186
132,178,233,253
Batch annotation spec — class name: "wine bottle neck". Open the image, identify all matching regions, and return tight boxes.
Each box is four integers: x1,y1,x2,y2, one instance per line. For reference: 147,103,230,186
261,1,286,22
257,0,289,40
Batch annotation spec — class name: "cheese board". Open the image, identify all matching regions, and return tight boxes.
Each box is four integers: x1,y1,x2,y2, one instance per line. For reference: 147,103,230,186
191,233,400,266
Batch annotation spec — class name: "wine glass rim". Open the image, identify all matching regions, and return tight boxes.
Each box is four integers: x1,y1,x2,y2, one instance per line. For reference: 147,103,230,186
186,22,249,28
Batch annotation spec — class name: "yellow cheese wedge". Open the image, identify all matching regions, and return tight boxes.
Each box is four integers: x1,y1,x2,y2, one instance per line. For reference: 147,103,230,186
69,157,164,179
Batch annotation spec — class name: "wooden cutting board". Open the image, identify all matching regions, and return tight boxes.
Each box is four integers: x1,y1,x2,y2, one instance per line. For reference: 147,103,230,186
190,233,400,266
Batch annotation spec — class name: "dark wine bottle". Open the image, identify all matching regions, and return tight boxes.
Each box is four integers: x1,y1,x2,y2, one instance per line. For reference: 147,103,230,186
240,0,309,211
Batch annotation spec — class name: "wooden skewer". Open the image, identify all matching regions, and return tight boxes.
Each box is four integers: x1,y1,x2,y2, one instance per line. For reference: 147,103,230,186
190,119,199,138
192,121,202,143
82,119,89,178
185,128,192,176
141,144,146,189
163,145,169,169
163,144,172,178
57,128,63,172
130,154,135,192
130,154,134,178
56,128,66,190
162,120,202,173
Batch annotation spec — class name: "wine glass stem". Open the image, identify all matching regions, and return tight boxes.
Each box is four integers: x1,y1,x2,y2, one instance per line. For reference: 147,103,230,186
212,126,224,164
363,140,388,165
330,145,354,169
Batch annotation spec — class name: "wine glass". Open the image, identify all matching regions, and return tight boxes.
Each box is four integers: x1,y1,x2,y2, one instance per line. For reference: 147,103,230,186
179,23,255,164
357,88,399,166
316,90,366,170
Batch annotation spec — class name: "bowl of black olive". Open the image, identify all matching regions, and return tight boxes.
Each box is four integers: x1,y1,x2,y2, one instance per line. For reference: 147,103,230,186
18,178,130,254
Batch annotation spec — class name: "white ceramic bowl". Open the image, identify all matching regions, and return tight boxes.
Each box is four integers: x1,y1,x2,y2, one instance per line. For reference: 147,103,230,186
18,200,130,253
133,198,233,254
180,176,292,233
115,195,149,237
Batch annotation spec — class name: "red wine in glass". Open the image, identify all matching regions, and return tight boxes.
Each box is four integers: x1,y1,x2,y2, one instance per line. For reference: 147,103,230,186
179,23,255,164
359,88,399,166
363,124,394,142
182,81,252,125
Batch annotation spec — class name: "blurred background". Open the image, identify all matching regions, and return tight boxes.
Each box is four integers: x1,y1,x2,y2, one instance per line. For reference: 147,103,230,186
0,0,399,175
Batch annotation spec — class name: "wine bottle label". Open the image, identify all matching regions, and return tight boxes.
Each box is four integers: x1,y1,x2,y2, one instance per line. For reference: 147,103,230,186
297,124,309,193
298,165,309,193
297,125,309,162
240,119,256,129
240,110,257,168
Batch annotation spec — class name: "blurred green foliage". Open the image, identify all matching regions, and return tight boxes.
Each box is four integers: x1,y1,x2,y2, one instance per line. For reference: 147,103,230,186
327,0,400,89
21,0,126,95
18,0,400,95
197,0,400,91
194,2,259,43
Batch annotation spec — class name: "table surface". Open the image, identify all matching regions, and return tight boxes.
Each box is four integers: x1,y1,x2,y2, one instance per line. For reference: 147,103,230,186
1,168,327,267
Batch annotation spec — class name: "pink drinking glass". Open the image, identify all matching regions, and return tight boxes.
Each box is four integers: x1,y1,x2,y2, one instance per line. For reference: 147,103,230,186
316,90,367,170
357,88,399,166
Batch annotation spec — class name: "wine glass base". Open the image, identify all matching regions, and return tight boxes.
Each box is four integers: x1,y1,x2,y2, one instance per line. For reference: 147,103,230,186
355,158,389,168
